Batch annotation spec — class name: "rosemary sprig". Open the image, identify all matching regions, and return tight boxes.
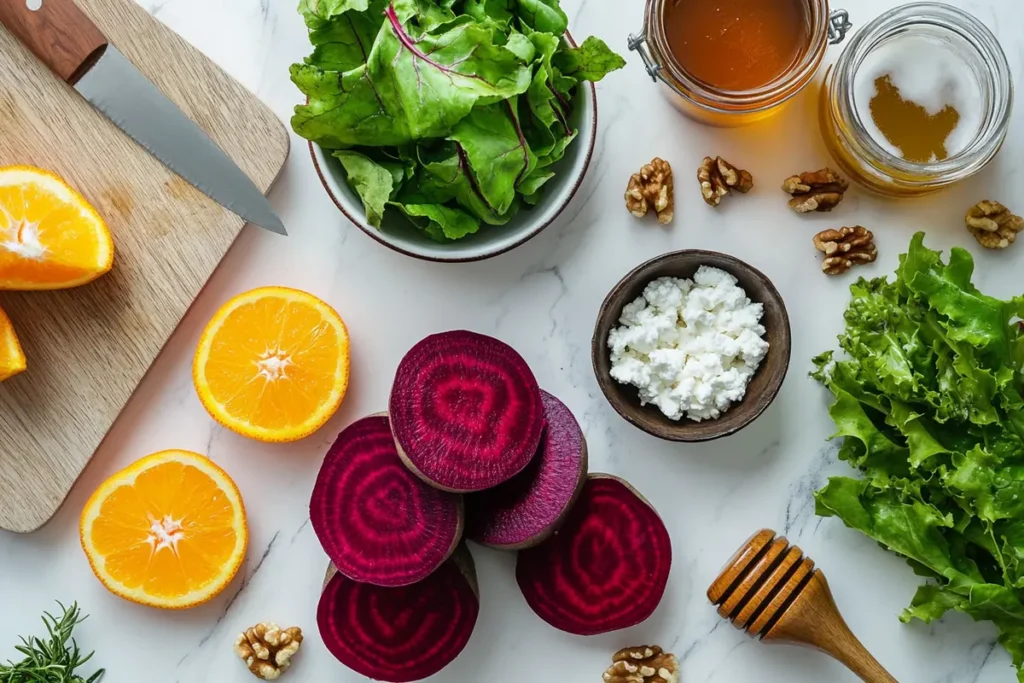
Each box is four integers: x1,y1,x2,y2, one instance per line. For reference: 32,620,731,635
0,602,104,683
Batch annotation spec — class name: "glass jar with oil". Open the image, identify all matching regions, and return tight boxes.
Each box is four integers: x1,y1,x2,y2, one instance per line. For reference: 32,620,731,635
819,3,1013,196
629,0,852,126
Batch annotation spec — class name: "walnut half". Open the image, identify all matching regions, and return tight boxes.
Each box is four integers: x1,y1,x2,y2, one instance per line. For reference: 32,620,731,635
603,645,679,683
626,158,674,224
234,623,303,680
966,200,1024,249
783,168,849,213
698,156,753,207
813,226,877,275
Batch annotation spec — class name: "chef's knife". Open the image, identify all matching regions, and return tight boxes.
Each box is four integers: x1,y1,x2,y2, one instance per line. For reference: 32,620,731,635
0,0,286,235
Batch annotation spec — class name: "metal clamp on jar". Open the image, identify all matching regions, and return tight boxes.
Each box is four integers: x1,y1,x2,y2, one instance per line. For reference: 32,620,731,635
629,0,851,126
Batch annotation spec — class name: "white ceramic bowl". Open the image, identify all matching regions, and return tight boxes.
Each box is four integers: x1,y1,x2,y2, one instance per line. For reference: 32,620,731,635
311,79,597,262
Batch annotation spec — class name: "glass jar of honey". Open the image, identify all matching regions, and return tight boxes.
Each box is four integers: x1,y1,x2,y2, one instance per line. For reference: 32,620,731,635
819,3,1013,196
629,0,852,126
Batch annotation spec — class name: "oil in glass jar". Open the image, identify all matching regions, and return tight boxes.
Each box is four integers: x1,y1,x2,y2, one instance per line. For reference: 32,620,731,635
853,35,982,164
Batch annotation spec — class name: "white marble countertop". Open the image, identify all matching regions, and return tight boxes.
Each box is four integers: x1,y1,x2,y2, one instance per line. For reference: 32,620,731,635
2,0,1023,680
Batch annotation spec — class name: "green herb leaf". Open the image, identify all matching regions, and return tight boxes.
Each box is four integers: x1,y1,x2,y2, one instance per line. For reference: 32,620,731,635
0,602,104,683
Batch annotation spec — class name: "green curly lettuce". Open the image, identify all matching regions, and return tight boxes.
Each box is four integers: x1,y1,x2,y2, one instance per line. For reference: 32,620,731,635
813,232,1024,679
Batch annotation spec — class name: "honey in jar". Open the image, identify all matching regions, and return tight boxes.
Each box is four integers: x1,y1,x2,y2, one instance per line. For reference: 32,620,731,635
631,0,841,126
662,0,812,91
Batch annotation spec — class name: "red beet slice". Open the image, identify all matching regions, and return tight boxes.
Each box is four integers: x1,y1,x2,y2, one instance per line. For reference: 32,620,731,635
318,547,480,682
466,390,588,549
390,330,544,493
515,474,672,635
310,414,464,587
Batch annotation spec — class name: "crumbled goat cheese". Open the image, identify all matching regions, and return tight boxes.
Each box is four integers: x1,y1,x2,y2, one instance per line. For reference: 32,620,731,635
607,267,770,421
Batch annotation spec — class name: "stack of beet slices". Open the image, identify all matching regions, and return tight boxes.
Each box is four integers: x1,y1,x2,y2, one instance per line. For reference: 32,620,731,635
310,331,672,681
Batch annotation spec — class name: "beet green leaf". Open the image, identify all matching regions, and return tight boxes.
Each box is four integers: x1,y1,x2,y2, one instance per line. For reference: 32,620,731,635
290,0,624,240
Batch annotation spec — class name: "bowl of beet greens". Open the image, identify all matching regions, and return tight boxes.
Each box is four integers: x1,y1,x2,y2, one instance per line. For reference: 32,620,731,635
291,0,624,262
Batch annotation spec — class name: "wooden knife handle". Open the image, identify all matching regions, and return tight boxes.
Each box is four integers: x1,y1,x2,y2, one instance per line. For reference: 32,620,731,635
0,0,107,84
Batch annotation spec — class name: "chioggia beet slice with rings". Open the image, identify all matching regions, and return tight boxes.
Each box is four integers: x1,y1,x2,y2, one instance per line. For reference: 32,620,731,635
466,390,588,549
310,414,464,587
389,330,544,493
318,546,480,682
515,474,672,635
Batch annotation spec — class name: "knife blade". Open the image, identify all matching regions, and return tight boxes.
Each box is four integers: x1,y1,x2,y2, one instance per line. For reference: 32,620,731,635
0,0,286,235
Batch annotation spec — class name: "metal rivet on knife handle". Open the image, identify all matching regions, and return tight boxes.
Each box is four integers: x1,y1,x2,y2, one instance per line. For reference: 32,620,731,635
0,0,107,84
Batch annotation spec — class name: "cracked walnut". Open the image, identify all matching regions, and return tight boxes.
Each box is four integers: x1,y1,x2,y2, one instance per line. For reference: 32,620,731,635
783,168,848,213
813,226,878,275
697,156,753,207
966,200,1024,249
603,645,679,683
234,622,303,680
626,158,674,224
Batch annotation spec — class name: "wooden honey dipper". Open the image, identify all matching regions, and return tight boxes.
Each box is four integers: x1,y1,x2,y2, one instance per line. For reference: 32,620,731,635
707,529,898,683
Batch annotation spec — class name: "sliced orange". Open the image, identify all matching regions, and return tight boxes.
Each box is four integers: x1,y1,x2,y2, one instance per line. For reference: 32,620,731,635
0,166,113,290
0,304,25,381
80,449,248,609
193,286,350,442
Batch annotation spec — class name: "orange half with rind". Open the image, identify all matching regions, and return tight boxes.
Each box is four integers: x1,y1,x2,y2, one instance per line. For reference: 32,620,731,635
0,166,114,290
193,286,350,443
80,449,248,609
0,304,25,381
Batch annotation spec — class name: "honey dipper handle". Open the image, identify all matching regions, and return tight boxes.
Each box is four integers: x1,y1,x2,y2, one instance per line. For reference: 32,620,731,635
820,619,898,683
763,572,898,683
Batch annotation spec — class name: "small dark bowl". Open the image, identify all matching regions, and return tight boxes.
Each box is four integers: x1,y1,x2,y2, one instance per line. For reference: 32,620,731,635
592,250,791,442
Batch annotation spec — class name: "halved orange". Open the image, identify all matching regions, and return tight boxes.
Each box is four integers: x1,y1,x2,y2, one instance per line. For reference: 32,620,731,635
0,304,25,381
193,286,350,442
0,166,114,290
80,449,248,609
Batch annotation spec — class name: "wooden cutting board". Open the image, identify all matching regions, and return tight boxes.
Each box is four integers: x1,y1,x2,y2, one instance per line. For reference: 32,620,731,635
0,0,289,532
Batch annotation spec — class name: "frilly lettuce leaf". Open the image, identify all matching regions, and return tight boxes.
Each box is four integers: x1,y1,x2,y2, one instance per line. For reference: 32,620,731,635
814,232,1024,681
